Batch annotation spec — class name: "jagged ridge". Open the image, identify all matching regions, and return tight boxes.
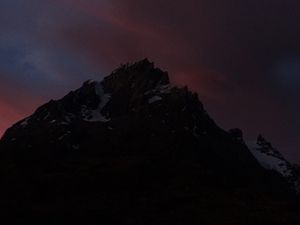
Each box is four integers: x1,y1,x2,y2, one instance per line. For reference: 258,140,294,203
248,135,300,193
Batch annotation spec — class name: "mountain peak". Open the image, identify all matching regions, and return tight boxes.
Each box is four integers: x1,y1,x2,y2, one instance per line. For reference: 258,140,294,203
112,58,154,74
248,135,300,193
103,58,170,95
257,134,273,148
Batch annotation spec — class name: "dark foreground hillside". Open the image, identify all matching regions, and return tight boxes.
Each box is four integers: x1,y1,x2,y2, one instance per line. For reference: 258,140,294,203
0,59,299,224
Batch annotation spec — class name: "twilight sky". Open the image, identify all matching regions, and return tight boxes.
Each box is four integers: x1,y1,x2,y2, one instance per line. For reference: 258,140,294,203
1,0,300,162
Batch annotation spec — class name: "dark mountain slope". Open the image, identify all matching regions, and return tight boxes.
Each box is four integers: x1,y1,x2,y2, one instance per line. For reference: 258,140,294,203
0,59,299,225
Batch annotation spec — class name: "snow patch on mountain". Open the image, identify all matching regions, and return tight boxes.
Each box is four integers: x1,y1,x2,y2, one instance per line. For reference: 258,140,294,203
81,82,111,122
247,135,300,193
248,141,290,175
148,95,162,104
20,118,30,127
144,84,173,96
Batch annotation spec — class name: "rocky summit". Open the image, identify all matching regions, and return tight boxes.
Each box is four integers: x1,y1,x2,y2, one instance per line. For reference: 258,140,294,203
0,59,299,225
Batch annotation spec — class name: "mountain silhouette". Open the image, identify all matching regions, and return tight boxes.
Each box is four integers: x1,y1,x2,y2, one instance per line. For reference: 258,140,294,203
0,59,299,225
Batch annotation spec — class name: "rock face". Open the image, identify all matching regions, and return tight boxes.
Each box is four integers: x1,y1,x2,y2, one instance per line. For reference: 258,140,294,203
248,135,300,193
0,59,299,224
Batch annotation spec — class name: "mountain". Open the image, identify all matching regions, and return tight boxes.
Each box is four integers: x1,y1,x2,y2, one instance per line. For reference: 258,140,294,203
248,135,300,193
229,128,300,193
0,59,299,225
295,164,300,173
